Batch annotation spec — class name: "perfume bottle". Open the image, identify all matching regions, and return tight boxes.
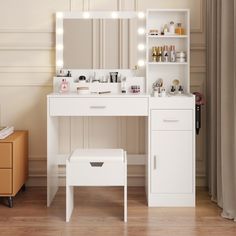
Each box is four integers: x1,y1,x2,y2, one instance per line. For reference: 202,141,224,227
157,47,163,62
170,45,176,62
175,23,185,35
163,45,169,62
60,79,70,93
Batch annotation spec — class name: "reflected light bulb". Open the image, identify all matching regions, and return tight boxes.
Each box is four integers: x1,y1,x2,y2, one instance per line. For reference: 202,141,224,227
138,12,145,19
83,12,90,18
138,44,145,51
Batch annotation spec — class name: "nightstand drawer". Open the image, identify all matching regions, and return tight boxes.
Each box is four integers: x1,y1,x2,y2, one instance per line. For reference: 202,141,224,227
151,110,193,131
0,169,12,194
0,143,12,168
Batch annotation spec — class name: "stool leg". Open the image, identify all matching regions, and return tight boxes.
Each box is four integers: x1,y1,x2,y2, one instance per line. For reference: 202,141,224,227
66,185,74,222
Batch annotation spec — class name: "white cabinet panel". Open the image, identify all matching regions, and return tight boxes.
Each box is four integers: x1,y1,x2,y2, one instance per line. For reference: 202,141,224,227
151,130,193,194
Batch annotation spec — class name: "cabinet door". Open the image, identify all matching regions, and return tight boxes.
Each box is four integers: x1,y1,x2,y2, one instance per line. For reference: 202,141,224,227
0,169,12,194
151,131,193,194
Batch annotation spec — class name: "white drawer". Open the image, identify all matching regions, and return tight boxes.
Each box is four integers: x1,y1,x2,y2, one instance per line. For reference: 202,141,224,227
151,110,193,131
49,97,148,116
68,160,125,186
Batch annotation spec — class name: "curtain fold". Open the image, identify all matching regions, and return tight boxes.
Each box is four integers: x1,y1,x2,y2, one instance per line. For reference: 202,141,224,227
207,0,236,221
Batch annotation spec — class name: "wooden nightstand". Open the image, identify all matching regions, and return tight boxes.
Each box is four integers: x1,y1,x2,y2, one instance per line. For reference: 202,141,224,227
0,131,28,207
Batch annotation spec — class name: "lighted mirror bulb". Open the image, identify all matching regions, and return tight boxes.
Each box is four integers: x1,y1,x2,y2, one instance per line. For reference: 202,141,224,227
138,44,145,51
138,12,145,19
56,60,64,67
111,12,118,18
138,28,145,35
56,44,63,50
56,28,63,35
138,59,145,67
56,12,63,19
83,12,90,18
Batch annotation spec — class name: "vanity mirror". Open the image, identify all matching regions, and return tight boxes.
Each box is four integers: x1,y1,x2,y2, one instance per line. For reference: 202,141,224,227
56,11,146,70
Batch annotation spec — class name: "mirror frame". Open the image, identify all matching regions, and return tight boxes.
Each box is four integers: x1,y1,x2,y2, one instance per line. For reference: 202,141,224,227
55,11,146,70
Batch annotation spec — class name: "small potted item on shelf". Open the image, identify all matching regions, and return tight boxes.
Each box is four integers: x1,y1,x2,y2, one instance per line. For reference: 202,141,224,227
175,23,185,35
159,87,166,97
169,85,176,95
152,78,163,97
149,29,158,35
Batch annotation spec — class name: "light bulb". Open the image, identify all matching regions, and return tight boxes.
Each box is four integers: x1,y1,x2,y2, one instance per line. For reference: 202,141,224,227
138,12,145,19
138,44,145,51
56,60,64,67
56,12,63,19
56,28,63,35
56,44,63,50
138,59,145,67
138,28,145,35
83,12,90,18
111,12,118,18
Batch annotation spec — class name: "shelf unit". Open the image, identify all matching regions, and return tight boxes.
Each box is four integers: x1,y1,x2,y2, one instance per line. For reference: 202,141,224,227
146,9,190,94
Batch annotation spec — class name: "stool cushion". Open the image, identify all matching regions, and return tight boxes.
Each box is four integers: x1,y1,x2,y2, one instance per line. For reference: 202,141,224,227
69,149,124,162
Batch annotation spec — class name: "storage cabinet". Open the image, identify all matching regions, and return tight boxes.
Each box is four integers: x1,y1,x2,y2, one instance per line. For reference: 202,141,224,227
0,131,28,207
148,98,195,207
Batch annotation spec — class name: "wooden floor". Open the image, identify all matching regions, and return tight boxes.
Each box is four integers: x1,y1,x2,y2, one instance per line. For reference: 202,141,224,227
0,187,235,236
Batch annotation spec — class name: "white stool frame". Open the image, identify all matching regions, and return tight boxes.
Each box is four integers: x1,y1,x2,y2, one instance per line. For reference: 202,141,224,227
66,150,127,222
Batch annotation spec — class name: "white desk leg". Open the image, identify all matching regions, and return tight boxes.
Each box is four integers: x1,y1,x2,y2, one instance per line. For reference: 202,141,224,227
124,152,127,222
66,160,74,222
47,105,59,207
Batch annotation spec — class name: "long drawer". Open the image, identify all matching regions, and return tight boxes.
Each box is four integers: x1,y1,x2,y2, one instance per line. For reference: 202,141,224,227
0,169,12,194
0,143,12,168
68,160,125,186
49,97,148,116
151,110,193,131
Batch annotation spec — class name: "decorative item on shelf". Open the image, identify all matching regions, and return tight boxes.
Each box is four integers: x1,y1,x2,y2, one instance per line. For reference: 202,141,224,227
152,46,158,62
178,85,184,94
169,21,175,34
110,72,118,83
170,85,176,95
56,69,67,77
121,77,127,94
175,23,185,35
66,70,72,77
149,29,158,35
163,24,169,35
170,45,176,62
152,78,163,96
60,79,70,93
172,79,180,93
176,51,187,62
130,85,140,94
157,46,163,62
159,87,166,97
78,75,86,83
163,45,169,62
77,86,90,95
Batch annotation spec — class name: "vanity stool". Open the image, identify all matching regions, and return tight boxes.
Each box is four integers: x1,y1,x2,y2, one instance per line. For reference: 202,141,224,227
66,148,127,222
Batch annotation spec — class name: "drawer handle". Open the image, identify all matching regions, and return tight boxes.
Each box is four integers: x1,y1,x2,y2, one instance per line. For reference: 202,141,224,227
163,119,179,123
90,162,104,167
90,106,106,109
154,155,157,170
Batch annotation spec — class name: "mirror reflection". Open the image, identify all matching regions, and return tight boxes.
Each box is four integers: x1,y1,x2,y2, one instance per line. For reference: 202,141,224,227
63,18,138,69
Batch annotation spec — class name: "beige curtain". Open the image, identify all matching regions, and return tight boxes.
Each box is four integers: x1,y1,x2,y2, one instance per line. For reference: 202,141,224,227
207,0,236,221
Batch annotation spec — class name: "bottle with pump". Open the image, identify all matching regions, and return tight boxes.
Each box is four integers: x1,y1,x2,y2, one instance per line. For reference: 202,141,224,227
60,79,70,93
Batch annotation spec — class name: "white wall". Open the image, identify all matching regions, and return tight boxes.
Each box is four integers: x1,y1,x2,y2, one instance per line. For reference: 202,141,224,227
0,0,206,186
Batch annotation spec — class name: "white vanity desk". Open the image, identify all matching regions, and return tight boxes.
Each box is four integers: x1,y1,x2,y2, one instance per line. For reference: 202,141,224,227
48,9,195,208
47,92,195,207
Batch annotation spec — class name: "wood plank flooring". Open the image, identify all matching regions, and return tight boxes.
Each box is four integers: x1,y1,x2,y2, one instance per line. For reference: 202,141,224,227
0,187,235,236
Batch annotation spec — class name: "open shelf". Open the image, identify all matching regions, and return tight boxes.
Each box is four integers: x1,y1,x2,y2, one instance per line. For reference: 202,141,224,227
147,35,188,39
148,62,188,65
